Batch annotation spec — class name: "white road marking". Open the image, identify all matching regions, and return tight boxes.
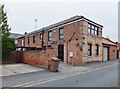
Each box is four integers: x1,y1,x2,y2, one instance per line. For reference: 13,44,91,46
13,63,118,87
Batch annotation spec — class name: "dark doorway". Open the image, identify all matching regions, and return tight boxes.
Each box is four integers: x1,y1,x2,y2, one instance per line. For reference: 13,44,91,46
58,44,64,61
117,50,119,59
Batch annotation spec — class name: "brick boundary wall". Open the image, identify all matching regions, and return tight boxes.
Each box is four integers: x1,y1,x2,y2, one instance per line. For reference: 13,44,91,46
109,46,117,60
2,51,23,64
2,48,56,69
22,48,56,68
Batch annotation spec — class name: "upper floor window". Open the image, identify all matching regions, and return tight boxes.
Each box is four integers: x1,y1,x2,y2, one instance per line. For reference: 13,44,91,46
40,33,43,40
59,28,64,39
28,37,30,44
95,27,98,35
95,45,99,55
22,40,24,46
88,24,91,33
48,31,52,41
88,23,99,36
33,35,35,43
88,44,92,56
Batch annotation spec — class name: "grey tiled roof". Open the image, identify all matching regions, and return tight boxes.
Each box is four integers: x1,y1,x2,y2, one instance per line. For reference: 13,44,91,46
26,15,83,36
25,15,103,36
10,33,23,39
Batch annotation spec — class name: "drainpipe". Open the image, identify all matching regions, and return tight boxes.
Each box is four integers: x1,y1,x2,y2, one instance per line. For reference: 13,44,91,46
24,32,27,50
66,31,76,63
66,42,68,63
41,28,44,50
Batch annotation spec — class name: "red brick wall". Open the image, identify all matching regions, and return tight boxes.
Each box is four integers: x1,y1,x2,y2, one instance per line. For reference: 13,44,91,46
23,21,80,48
109,46,117,60
17,21,83,66
67,40,82,65
23,48,56,68
117,43,120,50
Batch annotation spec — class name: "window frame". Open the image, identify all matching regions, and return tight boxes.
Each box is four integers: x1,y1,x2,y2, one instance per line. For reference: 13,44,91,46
48,31,52,41
28,37,30,44
59,28,64,39
40,33,43,40
88,23,99,36
21,39,24,46
33,35,36,44
95,45,99,55
88,44,92,56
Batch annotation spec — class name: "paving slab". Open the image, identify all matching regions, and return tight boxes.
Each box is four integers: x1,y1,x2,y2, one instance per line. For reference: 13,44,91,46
1,63,45,77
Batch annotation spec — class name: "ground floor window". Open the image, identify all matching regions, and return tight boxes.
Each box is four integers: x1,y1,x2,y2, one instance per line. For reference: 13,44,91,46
95,45,99,55
88,44,92,56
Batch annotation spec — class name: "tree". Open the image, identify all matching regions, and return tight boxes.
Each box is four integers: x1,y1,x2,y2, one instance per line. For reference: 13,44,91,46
106,36,110,40
0,4,16,60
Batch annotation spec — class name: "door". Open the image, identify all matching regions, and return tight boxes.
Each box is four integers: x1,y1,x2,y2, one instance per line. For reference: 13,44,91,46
103,47,108,61
58,44,64,61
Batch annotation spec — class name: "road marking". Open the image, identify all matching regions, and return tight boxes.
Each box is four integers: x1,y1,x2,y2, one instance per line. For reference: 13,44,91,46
13,63,118,87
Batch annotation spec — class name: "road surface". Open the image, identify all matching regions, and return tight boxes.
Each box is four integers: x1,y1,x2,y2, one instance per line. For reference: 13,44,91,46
2,60,118,87
26,63,119,87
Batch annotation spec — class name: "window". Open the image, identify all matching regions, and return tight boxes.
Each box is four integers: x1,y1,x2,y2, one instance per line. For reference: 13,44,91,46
95,45,99,55
91,25,94,29
28,37,30,44
33,35,35,43
88,24,91,34
88,28,91,34
95,27,99,35
91,29,95,34
40,33,43,40
22,40,24,46
88,23,99,36
59,28,64,39
48,31,52,41
88,44,92,56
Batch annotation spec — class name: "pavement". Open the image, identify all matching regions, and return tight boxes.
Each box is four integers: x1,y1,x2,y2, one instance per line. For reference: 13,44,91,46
1,59,118,77
1,63,45,77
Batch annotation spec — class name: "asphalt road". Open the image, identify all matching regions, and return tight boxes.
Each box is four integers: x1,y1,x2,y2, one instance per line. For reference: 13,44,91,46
31,63,118,87
2,60,118,87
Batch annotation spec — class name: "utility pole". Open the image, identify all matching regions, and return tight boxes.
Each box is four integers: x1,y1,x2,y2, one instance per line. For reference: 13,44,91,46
35,19,37,29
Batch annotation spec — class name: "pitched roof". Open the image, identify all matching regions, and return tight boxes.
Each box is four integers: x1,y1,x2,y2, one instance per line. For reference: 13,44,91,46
102,37,116,46
26,15,103,36
10,33,23,39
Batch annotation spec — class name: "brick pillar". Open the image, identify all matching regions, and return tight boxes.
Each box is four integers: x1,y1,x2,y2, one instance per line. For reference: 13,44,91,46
64,43,67,63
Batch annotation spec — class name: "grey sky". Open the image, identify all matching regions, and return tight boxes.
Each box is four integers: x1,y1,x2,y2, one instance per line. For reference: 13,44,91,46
1,0,118,42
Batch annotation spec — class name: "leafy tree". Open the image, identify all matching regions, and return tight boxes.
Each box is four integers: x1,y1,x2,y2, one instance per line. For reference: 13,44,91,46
0,4,16,60
106,36,110,40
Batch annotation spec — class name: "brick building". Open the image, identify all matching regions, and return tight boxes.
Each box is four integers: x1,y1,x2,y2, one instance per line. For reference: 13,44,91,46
116,43,120,59
102,37,117,61
18,15,103,65
10,33,23,46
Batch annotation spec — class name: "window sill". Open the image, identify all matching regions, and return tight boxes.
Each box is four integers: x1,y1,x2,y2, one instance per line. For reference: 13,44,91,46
87,55,92,57
59,38,64,40
88,34,99,36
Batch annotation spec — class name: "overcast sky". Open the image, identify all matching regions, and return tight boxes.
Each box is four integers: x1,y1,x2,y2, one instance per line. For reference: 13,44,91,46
1,0,118,42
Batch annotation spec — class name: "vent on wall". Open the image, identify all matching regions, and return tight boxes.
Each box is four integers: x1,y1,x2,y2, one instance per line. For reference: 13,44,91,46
83,37,85,39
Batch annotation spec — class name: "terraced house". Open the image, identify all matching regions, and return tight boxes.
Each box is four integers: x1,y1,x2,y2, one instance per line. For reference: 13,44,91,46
17,15,103,66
